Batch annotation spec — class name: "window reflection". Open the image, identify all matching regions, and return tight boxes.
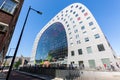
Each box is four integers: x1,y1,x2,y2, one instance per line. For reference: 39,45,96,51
35,22,68,63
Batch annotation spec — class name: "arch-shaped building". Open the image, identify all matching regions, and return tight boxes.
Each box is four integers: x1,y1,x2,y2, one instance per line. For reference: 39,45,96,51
30,3,117,69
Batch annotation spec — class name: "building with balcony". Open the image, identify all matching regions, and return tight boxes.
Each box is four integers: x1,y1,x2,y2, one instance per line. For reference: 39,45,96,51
0,0,24,65
31,3,118,69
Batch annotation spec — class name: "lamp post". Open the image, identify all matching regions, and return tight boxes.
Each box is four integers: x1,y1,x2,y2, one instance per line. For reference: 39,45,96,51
6,6,42,80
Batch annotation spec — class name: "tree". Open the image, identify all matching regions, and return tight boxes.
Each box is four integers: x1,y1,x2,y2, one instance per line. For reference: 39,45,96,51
14,59,21,69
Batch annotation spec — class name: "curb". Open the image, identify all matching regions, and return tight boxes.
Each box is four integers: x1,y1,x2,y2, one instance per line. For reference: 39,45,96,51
15,70,53,80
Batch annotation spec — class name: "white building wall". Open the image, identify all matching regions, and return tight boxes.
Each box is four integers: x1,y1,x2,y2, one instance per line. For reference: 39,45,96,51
31,3,117,68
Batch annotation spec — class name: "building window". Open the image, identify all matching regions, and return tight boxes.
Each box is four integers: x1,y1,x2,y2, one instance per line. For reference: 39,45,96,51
83,31,87,34
73,11,76,14
75,34,79,39
78,49,82,55
94,34,100,39
74,29,78,33
86,17,91,20
88,60,96,68
68,28,70,31
70,18,73,21
89,22,94,26
69,32,72,35
77,17,80,21
76,5,78,8
64,19,66,21
77,40,81,44
85,37,89,42
97,44,105,51
70,10,73,13
0,0,17,14
81,26,85,30
73,21,75,23
67,24,69,27
79,6,82,10
70,43,73,46
79,21,83,24
101,58,110,67
61,18,63,20
70,37,72,39
82,9,85,13
73,25,76,28
65,14,67,16
86,46,92,53
71,51,74,56
66,10,68,13
84,12,88,16
91,27,96,30
75,14,78,17
65,21,68,24
71,5,73,8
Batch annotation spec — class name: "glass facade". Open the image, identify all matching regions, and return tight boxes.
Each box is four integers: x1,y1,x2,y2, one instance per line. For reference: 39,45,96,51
35,22,68,63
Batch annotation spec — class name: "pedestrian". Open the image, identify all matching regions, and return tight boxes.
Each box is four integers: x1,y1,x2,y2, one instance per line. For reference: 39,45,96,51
116,62,120,68
110,62,115,71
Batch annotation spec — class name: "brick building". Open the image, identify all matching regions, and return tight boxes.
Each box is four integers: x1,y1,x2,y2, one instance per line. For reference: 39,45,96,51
0,0,24,65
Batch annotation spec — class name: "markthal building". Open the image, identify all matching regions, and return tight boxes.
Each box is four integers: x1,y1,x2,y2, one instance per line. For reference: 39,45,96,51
30,3,117,69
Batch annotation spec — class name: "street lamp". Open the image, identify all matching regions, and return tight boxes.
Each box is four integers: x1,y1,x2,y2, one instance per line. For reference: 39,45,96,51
6,6,42,80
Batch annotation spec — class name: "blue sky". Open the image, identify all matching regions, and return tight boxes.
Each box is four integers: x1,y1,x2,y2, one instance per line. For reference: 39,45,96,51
7,0,120,57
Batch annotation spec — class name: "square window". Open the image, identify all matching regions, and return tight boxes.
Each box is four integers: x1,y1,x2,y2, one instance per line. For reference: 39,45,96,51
65,21,68,24
69,32,71,35
85,37,89,42
67,24,69,27
87,46,92,53
97,44,105,51
1,0,17,14
73,25,76,28
77,17,81,21
84,12,88,16
71,5,73,8
65,14,67,16
94,34,100,39
83,31,87,34
89,22,93,26
66,10,68,13
79,21,83,24
70,18,73,21
75,34,79,39
81,26,85,30
76,5,78,8
70,43,73,46
74,29,78,33
82,9,85,13
86,17,91,20
73,11,76,14
91,27,96,30
68,28,70,30
71,51,74,56
77,40,81,44
78,49,82,55
75,14,78,17
73,21,75,23
70,10,73,12
79,6,82,10
88,60,96,68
